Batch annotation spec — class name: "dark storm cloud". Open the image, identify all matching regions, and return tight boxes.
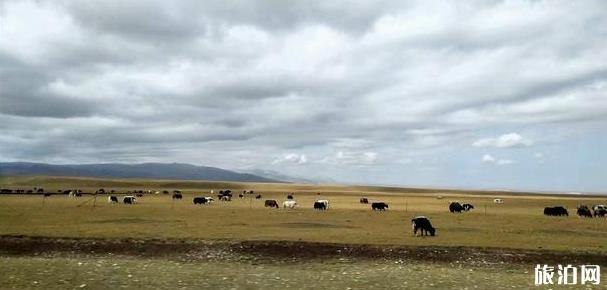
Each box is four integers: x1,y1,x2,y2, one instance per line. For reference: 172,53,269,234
0,59,98,118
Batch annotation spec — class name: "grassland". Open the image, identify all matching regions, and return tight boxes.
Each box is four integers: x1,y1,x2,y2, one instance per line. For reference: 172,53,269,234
1,176,606,252
1,176,606,289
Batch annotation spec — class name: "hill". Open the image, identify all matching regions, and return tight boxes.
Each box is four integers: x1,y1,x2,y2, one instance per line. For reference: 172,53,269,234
0,162,281,183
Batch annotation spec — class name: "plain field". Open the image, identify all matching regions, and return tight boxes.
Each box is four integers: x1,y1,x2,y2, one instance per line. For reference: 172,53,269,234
1,176,606,252
2,176,607,289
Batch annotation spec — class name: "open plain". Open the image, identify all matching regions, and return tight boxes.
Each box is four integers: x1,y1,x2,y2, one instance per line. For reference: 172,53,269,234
1,176,606,289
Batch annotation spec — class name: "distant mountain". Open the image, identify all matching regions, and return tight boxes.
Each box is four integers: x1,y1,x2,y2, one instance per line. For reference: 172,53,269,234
243,169,337,184
0,162,282,183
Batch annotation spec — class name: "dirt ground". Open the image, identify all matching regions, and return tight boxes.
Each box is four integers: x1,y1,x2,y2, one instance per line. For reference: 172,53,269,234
1,236,606,289
2,235,607,266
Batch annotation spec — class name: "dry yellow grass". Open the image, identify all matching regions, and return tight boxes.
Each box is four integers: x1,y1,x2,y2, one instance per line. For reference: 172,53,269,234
1,176,606,253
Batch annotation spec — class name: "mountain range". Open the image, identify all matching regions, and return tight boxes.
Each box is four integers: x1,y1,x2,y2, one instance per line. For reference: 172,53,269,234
0,162,283,183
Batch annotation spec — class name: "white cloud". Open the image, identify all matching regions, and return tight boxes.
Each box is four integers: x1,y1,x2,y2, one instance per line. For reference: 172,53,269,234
473,133,533,148
363,152,378,162
318,151,378,165
273,153,308,165
482,154,514,166
482,154,496,163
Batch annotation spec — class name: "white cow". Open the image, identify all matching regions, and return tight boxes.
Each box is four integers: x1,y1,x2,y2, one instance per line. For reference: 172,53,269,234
316,199,330,209
283,200,297,209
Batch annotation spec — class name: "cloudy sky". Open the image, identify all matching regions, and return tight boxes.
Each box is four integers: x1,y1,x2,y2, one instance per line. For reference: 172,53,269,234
1,1,606,192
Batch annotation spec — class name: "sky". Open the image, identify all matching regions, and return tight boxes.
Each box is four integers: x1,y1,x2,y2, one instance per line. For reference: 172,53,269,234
1,1,606,192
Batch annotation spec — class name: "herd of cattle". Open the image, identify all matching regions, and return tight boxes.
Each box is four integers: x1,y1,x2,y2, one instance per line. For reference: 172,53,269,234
102,190,391,212
3,187,607,237
448,201,474,213
544,205,607,217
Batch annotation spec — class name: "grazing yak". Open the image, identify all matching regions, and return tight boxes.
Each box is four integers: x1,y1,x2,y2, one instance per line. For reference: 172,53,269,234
544,206,568,216
287,194,294,200
193,197,209,205
371,202,389,211
108,196,119,203
255,194,262,199
37,188,44,193
577,205,593,218
360,197,369,204
68,191,82,197
217,190,233,201
449,202,465,213
317,199,330,208
593,205,607,217
412,216,436,236
462,203,474,211
283,200,297,209
172,193,183,200
264,200,279,208
219,189,232,196
314,201,327,210
593,205,607,211
314,199,330,210
123,196,136,204
595,209,607,217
